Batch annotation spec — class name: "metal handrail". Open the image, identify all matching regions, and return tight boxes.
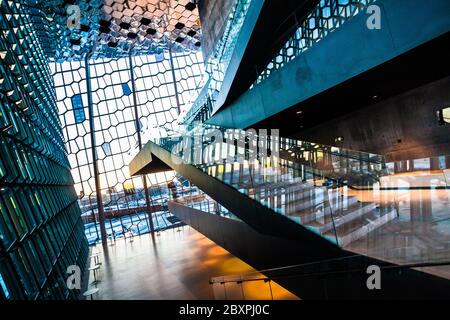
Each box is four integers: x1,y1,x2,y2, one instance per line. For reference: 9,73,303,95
210,257,450,285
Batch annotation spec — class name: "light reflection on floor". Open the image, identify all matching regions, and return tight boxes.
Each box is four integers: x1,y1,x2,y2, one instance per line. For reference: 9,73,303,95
88,226,299,300
380,169,449,188
345,186,450,279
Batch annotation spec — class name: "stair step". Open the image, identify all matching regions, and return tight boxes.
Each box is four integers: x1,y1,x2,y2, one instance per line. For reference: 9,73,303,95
278,189,353,216
234,175,305,189
251,182,316,199
312,202,376,233
307,202,376,233
323,208,398,246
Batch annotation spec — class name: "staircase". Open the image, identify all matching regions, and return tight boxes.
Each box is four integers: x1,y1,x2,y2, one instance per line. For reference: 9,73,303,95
229,166,397,246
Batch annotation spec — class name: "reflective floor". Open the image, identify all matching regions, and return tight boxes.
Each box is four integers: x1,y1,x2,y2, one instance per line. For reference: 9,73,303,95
86,227,298,300
346,187,450,279
380,169,450,188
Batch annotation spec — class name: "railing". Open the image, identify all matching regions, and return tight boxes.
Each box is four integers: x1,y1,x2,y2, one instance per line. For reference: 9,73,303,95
142,123,450,276
149,124,398,248
171,184,234,219
182,1,379,124
209,255,450,299
382,156,450,189
280,137,386,188
182,0,253,126
183,77,215,126
154,124,387,187
81,183,185,245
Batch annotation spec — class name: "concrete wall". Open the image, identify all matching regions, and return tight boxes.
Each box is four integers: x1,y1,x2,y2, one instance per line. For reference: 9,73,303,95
295,77,450,161
198,0,238,62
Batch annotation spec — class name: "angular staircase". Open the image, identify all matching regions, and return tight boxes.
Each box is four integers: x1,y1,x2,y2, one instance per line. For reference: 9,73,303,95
225,165,397,247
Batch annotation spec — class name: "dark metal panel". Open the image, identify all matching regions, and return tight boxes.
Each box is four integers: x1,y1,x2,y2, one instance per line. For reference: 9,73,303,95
198,0,239,61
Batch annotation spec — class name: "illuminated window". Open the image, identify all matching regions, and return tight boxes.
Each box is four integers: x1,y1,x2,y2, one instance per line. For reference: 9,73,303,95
438,107,450,125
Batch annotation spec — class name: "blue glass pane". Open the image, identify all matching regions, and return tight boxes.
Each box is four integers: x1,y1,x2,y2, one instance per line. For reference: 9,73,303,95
102,143,112,156
156,53,164,62
70,94,85,124
0,273,10,299
122,83,132,96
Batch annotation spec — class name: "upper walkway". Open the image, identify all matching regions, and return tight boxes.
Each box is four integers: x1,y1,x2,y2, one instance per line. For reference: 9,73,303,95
204,0,450,129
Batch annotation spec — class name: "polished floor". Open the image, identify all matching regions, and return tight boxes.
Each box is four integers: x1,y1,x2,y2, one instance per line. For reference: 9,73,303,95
380,169,450,188
346,187,450,279
86,227,298,300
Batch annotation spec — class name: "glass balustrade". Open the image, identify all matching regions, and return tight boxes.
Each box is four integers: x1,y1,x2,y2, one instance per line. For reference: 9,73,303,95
146,124,397,247
140,123,450,279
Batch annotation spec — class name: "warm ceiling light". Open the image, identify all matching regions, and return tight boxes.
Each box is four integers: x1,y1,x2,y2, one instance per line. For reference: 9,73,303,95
296,110,303,114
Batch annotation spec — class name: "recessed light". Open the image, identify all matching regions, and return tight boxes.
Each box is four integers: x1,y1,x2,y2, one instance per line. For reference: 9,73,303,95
296,110,303,114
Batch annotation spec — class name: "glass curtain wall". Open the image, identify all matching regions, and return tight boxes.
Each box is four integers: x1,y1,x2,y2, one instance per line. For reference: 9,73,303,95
51,51,204,244
0,0,89,300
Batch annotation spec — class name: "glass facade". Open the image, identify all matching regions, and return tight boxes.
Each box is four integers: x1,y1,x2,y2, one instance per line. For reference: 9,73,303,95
1,0,204,299
51,51,204,244
0,0,88,299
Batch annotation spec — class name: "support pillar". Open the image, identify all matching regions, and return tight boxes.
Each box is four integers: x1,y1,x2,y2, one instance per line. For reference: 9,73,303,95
85,55,107,245
168,49,182,115
129,53,155,234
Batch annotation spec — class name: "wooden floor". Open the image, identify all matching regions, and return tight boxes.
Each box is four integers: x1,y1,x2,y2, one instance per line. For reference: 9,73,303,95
87,226,299,300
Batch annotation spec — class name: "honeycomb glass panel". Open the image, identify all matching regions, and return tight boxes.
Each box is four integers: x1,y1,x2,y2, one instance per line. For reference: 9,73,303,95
1,0,204,300
52,49,204,244
0,0,89,300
